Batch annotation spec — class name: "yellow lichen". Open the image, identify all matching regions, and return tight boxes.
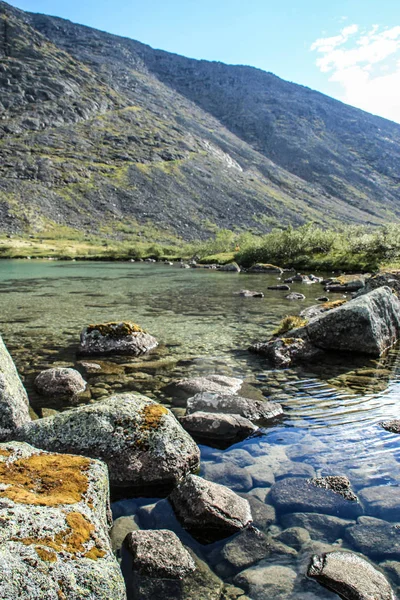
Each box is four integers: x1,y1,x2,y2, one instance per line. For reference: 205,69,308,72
0,449,11,457
86,321,144,337
16,511,105,561
280,337,303,346
321,299,347,310
272,315,308,337
0,453,91,506
139,404,168,432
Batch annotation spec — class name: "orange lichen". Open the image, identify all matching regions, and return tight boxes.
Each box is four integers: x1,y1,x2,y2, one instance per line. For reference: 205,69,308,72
139,404,168,432
16,511,105,561
0,453,91,506
0,449,11,457
86,322,144,337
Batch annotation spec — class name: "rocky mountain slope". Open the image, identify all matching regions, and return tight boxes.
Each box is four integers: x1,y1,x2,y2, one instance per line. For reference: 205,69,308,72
0,0,400,239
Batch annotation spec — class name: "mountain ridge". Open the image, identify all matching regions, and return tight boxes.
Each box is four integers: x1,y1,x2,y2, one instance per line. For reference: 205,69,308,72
0,0,399,239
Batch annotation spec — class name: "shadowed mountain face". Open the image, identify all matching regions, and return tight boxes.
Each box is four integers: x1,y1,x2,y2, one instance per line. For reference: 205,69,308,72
0,1,399,238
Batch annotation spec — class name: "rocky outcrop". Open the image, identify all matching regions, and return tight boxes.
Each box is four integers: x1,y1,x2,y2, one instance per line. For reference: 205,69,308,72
79,322,158,356
307,551,395,600
186,392,283,422
0,441,126,600
165,375,243,406
169,474,252,543
15,394,200,495
34,367,86,398
0,336,30,440
179,411,257,447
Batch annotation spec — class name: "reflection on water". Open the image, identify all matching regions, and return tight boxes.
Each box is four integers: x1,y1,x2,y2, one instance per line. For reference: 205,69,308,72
1,260,400,598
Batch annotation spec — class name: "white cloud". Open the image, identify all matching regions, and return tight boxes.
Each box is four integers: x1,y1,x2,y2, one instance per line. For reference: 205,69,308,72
310,24,400,123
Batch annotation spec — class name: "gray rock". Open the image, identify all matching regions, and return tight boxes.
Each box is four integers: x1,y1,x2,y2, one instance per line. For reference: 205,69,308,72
220,262,241,272
201,461,253,492
358,486,400,521
79,321,158,356
34,367,86,398
268,284,290,291
325,278,365,293
235,289,264,298
169,474,252,543
245,495,276,530
381,420,400,434
0,441,126,600
286,292,306,300
281,513,353,543
234,563,297,600
275,461,316,480
186,392,283,422
180,411,257,447
248,264,283,274
246,462,275,487
166,375,243,406
110,516,139,555
275,526,311,550
307,551,395,600
270,477,362,519
16,394,200,495
346,522,400,559
212,526,276,577
249,336,322,367
0,336,30,440
381,561,400,586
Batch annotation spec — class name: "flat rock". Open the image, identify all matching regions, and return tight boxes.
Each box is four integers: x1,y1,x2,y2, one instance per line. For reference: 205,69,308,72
234,563,297,600
79,321,158,356
307,550,395,600
34,367,86,398
0,441,126,600
0,336,30,440
180,411,257,448
166,375,243,407
345,522,400,559
270,477,362,519
186,392,283,422
16,394,200,495
281,512,353,543
169,474,252,544
358,486,400,521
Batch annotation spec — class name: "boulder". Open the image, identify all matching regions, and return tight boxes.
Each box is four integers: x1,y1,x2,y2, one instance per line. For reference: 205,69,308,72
79,321,158,356
345,522,400,559
270,477,362,519
165,375,243,406
186,392,283,422
169,474,252,543
286,292,306,300
179,411,257,448
248,264,283,274
0,336,30,440
0,441,126,600
16,394,200,496
325,278,365,293
249,336,322,367
219,262,241,272
307,551,395,600
34,367,86,398
356,271,400,297
234,289,264,298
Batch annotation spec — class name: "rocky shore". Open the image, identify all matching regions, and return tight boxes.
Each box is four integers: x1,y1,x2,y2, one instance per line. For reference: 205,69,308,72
0,269,400,599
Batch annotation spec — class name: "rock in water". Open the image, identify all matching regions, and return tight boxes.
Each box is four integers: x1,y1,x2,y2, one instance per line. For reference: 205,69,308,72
248,264,283,274
219,262,241,272
0,441,126,600
165,375,243,406
169,474,252,543
179,411,258,448
186,392,283,422
34,367,86,398
307,551,395,600
16,394,200,496
79,321,158,356
0,336,30,440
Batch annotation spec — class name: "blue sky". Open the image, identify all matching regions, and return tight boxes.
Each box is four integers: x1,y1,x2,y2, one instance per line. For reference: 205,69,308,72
7,0,400,122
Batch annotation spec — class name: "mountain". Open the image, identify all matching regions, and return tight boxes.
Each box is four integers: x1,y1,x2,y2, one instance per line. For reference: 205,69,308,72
0,0,400,239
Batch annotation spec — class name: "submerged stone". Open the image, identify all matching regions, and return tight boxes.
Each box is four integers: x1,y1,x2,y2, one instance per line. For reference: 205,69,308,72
186,392,283,422
345,522,400,559
16,394,200,496
79,321,158,356
166,375,243,406
179,411,257,448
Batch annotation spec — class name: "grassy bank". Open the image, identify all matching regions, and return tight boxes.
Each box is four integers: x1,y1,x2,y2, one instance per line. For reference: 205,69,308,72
1,223,400,272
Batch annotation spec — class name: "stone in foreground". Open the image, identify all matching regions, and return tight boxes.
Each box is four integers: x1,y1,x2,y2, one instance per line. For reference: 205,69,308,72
186,392,283,422
307,551,395,600
0,441,126,600
16,394,200,496
165,375,243,406
79,321,158,356
180,411,257,448
169,474,252,543
34,367,86,398
0,336,30,440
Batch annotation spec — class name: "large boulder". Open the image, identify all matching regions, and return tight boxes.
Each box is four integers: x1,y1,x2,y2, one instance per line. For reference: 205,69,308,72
169,474,252,543
0,441,126,600
186,392,283,422
179,411,257,448
0,336,30,440
16,394,200,496
79,321,158,356
307,551,395,600
34,367,86,398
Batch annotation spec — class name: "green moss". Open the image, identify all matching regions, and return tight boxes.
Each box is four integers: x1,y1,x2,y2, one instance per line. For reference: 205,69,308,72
272,315,308,337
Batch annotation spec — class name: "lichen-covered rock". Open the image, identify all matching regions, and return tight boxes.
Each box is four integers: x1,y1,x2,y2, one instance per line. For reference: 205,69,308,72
165,375,243,406
79,321,158,356
169,474,252,543
249,337,322,367
180,411,257,448
16,394,200,495
0,441,126,600
307,551,395,600
248,264,283,274
0,336,30,440
186,392,283,422
34,367,86,398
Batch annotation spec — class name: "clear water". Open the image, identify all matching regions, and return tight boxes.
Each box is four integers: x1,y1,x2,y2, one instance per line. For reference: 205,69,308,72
1,260,400,599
